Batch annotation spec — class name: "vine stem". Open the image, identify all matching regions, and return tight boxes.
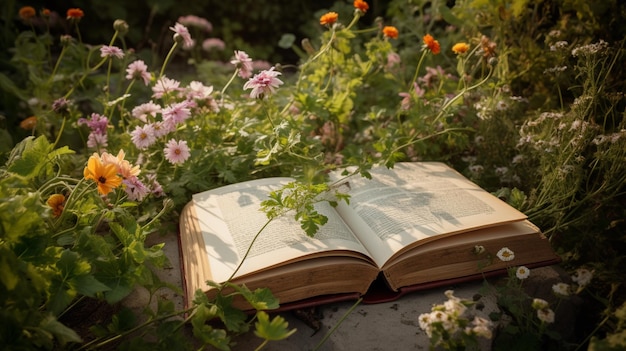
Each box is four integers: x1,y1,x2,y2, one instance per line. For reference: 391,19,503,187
313,298,363,350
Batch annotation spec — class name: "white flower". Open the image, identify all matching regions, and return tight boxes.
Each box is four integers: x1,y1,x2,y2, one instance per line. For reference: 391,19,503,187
496,247,515,262
571,268,594,289
537,308,555,324
552,282,571,297
516,266,530,280
532,298,549,310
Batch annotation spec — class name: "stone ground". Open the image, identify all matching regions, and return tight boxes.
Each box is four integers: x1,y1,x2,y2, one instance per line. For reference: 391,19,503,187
122,231,575,350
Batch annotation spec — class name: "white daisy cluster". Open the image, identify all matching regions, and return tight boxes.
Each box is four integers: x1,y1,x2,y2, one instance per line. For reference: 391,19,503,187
418,290,493,348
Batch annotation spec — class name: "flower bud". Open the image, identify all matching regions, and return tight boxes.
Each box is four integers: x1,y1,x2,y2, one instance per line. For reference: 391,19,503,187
113,19,129,36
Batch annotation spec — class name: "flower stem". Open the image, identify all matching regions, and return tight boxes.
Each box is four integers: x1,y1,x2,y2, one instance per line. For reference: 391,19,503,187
159,42,178,79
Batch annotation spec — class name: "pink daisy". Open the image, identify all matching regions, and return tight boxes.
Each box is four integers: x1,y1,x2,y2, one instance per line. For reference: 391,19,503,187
152,76,181,99
123,176,149,201
87,132,108,149
131,101,161,122
125,60,151,86
164,139,190,165
169,22,193,48
231,50,253,78
243,67,284,99
150,121,170,138
202,38,225,51
186,81,214,100
100,45,125,59
130,124,156,149
162,101,192,129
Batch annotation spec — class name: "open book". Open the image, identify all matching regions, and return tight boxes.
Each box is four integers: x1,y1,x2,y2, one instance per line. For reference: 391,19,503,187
179,162,559,310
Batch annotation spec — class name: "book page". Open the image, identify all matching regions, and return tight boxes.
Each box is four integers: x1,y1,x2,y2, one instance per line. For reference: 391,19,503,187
332,162,528,267
192,178,372,283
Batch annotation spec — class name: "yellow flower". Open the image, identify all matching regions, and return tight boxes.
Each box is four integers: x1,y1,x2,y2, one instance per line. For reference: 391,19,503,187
47,194,65,217
382,26,399,39
452,42,470,54
320,12,338,26
83,153,122,195
20,116,37,130
19,6,36,21
354,0,369,13
423,34,440,55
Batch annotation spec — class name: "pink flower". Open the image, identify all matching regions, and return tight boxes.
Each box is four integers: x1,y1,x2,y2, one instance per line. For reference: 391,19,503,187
243,67,284,99
131,101,161,122
202,38,225,51
164,139,190,165
126,60,151,86
231,50,253,79
100,45,124,59
169,22,193,48
177,15,212,32
152,76,181,99
162,101,192,127
87,133,107,149
78,113,108,134
186,81,214,100
130,124,156,149
123,176,149,201
150,121,169,138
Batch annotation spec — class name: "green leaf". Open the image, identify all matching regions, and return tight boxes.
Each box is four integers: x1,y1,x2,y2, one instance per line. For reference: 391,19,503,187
39,315,83,345
72,274,111,297
253,311,297,341
7,136,52,179
110,222,133,247
0,253,19,290
214,294,248,332
233,285,280,311
128,240,147,264
278,33,296,49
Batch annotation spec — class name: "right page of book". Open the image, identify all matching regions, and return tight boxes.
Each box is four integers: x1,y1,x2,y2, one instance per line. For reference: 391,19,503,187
332,162,528,268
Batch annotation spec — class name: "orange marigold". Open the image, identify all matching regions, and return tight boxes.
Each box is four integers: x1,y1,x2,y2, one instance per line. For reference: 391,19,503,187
19,6,36,21
66,8,84,20
47,194,66,217
20,116,37,130
452,42,470,54
354,0,369,13
320,12,338,26
382,26,399,39
423,34,440,55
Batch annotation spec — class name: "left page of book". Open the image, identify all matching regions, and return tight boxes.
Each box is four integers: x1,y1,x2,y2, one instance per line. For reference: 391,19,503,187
192,177,374,284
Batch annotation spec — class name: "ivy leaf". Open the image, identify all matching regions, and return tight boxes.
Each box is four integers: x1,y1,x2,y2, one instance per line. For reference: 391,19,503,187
229,284,279,311
214,294,248,332
253,311,297,341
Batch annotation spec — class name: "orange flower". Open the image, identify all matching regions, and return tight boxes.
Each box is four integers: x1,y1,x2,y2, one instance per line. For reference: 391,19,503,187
42,8,51,17
320,12,338,26
452,42,470,54
20,116,37,130
382,26,399,39
47,194,66,217
66,8,84,20
83,153,122,195
354,0,369,13
423,34,440,55
19,6,36,21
